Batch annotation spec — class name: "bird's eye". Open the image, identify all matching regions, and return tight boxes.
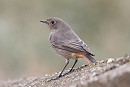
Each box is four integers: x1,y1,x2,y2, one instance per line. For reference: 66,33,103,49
51,21,55,24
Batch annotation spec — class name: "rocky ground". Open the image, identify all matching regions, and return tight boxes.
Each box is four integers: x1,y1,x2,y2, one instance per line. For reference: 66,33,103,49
0,54,130,87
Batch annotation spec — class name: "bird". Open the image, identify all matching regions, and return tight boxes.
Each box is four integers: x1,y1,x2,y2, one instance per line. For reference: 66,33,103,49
40,17,96,79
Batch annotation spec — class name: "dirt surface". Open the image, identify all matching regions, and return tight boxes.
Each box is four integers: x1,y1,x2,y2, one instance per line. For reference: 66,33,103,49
0,54,130,87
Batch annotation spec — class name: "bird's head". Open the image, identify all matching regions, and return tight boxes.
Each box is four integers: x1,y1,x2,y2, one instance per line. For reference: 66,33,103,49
40,17,70,32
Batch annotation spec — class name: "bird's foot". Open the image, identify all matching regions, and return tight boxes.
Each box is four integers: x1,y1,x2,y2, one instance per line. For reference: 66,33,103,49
51,69,74,80
51,74,63,80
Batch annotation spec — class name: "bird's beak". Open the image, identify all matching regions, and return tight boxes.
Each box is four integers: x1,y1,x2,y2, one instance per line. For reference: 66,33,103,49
40,20,48,24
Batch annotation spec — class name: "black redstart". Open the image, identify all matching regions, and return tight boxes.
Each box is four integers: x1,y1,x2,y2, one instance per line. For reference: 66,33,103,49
40,17,96,79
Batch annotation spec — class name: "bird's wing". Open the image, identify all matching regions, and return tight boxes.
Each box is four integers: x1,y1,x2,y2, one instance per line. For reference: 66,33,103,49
51,39,95,56
63,40,95,56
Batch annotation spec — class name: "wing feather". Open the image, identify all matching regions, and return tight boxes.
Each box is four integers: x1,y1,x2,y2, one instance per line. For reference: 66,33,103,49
50,39,95,56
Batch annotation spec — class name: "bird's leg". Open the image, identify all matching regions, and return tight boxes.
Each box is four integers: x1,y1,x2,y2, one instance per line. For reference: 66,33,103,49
53,59,78,80
53,59,69,80
63,59,78,76
69,59,78,72
59,59,69,77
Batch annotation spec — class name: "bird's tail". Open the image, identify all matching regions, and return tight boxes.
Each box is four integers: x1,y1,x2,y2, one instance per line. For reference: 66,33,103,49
84,54,96,63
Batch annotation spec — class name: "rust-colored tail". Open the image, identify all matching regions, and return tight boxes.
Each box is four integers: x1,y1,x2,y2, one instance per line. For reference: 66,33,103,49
75,53,96,63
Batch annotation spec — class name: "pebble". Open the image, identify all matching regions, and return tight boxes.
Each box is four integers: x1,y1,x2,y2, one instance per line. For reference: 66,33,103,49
107,58,114,63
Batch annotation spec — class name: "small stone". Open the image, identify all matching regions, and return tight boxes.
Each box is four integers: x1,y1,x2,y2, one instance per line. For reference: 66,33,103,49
107,58,114,63
92,72,97,76
45,74,49,77
100,60,104,63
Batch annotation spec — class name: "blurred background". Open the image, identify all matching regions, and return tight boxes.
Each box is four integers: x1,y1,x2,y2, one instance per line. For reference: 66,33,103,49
0,0,130,79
